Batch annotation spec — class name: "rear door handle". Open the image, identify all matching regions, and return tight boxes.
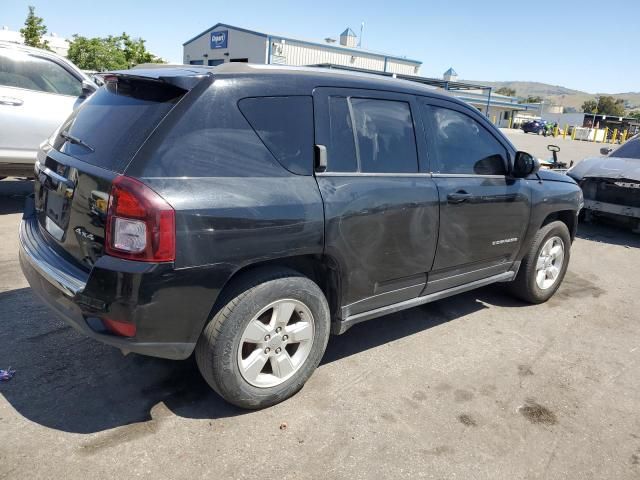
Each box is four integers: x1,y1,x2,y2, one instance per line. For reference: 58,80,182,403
447,191,473,204
0,96,24,106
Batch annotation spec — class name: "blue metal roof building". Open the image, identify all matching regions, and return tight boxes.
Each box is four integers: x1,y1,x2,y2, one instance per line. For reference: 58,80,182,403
183,23,422,74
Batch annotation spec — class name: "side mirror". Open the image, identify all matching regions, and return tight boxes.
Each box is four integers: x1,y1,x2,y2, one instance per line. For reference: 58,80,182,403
513,151,540,178
80,80,97,98
600,147,612,155
547,144,560,152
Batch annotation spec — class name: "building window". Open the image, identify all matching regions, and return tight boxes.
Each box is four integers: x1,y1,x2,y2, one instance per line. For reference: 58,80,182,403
189,60,204,65
208,59,224,66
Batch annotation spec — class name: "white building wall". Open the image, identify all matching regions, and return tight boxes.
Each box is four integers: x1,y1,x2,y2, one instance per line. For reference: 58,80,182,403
276,40,386,71
183,27,267,65
386,60,419,75
183,25,421,73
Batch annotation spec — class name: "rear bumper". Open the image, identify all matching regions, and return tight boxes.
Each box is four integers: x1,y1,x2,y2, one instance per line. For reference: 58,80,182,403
19,212,203,360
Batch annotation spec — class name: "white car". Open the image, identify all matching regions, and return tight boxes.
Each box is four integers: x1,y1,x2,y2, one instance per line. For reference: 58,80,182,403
0,41,97,178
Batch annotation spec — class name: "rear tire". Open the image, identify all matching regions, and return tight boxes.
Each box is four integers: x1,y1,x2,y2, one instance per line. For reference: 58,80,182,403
196,268,330,409
508,221,571,304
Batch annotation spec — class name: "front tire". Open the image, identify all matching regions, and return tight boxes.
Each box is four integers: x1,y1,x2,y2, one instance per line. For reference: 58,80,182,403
196,268,330,409
508,221,571,304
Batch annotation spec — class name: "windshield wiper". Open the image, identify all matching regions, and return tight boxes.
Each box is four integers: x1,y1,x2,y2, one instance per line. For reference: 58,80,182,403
60,131,95,152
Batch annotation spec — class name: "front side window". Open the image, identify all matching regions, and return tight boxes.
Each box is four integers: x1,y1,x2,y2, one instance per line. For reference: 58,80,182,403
427,105,507,175
0,50,81,96
325,96,418,174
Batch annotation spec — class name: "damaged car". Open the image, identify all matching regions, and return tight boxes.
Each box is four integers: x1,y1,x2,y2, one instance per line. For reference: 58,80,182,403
568,135,640,232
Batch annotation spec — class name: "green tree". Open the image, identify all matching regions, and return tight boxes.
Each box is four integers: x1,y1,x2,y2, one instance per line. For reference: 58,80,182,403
525,96,543,104
495,87,516,97
19,6,50,50
582,99,597,113
67,35,127,71
67,33,164,71
628,111,640,120
582,96,625,116
120,33,163,67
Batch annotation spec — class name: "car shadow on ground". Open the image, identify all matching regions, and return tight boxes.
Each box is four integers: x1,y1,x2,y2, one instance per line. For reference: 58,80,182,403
577,220,640,248
0,179,32,215
0,284,527,434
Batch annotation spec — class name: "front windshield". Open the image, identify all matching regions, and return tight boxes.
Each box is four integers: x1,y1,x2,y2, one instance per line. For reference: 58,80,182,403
611,138,640,159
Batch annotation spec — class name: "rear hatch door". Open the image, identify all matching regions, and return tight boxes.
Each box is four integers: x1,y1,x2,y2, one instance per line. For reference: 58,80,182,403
33,69,210,269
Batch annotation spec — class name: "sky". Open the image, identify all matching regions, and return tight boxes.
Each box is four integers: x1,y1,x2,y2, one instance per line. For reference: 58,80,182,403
2,0,638,93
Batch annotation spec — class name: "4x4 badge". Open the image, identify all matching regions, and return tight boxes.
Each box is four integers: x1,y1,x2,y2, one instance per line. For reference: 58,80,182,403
74,227,95,241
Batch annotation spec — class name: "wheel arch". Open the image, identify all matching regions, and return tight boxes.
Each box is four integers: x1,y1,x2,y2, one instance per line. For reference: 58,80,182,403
540,209,578,241
206,254,343,333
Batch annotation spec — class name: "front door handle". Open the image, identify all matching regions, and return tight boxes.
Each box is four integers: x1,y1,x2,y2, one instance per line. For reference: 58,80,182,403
0,96,24,106
447,191,473,204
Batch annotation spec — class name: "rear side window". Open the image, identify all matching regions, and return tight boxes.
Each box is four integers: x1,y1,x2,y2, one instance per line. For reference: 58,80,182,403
327,96,357,172
351,98,418,173
54,77,185,172
0,50,81,96
427,105,507,175
238,96,314,175
325,96,418,173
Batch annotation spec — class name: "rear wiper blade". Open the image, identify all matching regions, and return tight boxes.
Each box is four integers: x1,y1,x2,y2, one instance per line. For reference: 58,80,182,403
60,130,95,152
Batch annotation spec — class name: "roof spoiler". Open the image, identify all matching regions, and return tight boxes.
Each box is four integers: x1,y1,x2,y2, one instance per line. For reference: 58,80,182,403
101,68,213,91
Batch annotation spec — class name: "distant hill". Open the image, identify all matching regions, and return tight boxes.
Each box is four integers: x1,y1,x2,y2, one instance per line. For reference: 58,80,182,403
464,80,640,111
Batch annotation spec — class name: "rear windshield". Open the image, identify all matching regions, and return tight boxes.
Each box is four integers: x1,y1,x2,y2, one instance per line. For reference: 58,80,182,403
53,77,185,172
611,138,640,159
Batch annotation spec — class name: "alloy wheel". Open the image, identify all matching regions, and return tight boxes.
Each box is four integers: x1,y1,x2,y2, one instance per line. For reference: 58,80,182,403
535,236,565,290
237,299,315,388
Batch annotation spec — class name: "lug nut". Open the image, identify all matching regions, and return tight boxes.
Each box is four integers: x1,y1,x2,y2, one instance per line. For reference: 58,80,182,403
275,327,282,333
264,334,271,341
282,335,289,341
264,347,271,354
275,347,281,354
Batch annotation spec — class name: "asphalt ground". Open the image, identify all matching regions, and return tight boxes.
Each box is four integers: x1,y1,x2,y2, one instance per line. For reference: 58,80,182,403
1,134,638,479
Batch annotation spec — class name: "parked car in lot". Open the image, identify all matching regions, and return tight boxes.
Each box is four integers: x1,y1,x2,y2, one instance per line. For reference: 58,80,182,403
568,134,640,232
522,120,547,135
19,64,583,408
0,41,97,178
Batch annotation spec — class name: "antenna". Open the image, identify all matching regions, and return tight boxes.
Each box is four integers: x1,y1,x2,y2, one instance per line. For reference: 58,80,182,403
358,21,364,47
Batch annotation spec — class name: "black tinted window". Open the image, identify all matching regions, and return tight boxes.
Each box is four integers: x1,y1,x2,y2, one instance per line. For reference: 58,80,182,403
428,106,507,175
611,138,640,159
351,98,418,173
54,78,184,172
327,96,357,172
239,96,313,175
0,50,81,96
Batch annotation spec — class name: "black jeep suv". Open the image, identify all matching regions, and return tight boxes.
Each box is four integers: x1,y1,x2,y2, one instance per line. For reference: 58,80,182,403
19,64,583,408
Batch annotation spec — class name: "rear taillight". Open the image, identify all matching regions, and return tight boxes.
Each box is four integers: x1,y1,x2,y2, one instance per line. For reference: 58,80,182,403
105,176,175,262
